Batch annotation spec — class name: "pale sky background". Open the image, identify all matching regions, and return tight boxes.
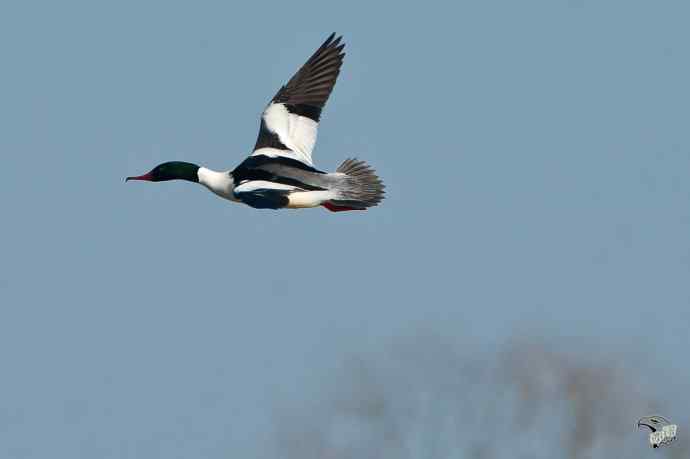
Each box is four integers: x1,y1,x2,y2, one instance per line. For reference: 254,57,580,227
2,1,690,457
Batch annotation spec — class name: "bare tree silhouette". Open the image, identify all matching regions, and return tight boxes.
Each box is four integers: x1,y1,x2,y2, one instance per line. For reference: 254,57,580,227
269,333,688,459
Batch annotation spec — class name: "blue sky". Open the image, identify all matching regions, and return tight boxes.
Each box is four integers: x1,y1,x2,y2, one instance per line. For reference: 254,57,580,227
1,1,690,457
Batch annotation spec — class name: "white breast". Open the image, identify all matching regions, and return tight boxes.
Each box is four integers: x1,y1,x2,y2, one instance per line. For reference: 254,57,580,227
197,167,237,202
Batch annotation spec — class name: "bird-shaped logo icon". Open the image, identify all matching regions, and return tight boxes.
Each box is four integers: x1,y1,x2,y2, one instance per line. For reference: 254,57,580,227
637,415,677,448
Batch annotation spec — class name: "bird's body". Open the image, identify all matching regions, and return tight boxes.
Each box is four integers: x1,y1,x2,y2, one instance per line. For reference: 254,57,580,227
127,34,385,212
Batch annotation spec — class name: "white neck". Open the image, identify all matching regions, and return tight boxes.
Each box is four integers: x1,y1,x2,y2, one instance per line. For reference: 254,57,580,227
197,167,238,202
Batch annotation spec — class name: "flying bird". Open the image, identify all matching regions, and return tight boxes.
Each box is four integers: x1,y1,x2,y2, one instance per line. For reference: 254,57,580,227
637,415,678,448
127,33,384,212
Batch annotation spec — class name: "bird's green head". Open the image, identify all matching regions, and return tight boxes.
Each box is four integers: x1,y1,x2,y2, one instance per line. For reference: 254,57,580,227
126,161,200,183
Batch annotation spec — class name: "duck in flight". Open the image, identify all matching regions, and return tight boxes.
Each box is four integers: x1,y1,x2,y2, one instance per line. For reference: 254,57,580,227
126,33,385,212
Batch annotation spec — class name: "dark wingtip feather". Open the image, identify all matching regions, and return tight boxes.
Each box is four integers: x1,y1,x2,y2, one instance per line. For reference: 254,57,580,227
271,32,348,109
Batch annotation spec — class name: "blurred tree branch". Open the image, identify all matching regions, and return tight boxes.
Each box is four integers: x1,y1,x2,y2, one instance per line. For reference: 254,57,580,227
269,333,688,459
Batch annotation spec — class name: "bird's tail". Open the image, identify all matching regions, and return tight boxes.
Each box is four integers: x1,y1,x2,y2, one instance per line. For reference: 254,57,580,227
323,159,385,212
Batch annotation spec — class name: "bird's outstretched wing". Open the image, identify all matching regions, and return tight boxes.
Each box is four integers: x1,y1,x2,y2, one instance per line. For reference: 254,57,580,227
250,33,345,166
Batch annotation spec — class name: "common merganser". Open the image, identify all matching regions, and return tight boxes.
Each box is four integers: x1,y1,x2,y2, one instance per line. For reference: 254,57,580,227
126,33,385,212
